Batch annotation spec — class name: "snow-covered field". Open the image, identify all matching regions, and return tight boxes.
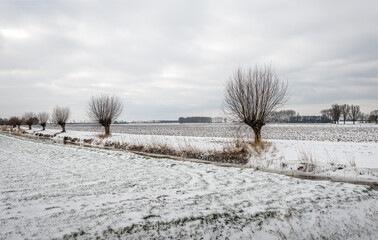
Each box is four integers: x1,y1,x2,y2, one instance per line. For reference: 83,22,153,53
47,123,378,142
19,125,378,184
26,123,378,145
1,133,377,239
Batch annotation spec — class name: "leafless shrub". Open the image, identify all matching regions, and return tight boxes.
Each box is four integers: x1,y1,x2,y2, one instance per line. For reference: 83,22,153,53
23,112,38,130
88,94,123,136
97,136,250,164
297,148,316,172
224,63,288,143
248,141,276,168
37,112,49,130
52,106,70,132
346,153,356,168
324,148,339,166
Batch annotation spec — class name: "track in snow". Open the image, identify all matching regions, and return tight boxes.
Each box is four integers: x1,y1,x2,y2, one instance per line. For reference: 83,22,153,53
0,133,377,239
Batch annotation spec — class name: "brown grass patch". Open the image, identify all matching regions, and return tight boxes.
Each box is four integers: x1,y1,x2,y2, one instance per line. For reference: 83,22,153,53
11,132,22,136
1,125,11,131
297,148,316,172
97,134,111,139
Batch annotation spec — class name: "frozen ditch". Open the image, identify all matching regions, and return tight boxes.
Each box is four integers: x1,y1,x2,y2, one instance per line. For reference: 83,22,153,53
0,133,377,239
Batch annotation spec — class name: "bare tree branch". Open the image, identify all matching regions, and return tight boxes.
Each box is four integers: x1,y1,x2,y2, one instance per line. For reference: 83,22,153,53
350,105,360,124
8,117,22,129
38,112,50,130
340,104,350,124
23,112,38,130
224,64,288,143
52,106,70,132
87,94,123,135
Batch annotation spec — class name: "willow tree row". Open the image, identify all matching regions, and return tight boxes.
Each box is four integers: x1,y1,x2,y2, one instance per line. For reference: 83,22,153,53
2,94,124,136
5,106,71,132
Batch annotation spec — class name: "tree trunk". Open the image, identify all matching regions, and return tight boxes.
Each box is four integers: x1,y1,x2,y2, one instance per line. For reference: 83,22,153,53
252,126,262,143
28,125,32,130
105,125,110,135
61,123,66,132
41,123,46,131
352,120,355,124
344,118,346,124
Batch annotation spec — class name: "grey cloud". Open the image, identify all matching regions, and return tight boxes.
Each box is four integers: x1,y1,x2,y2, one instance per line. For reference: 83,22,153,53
0,0,377,120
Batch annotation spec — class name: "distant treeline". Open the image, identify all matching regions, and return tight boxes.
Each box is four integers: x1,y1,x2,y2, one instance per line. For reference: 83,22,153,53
266,105,378,124
179,117,212,123
321,104,378,124
1,105,377,127
266,110,332,123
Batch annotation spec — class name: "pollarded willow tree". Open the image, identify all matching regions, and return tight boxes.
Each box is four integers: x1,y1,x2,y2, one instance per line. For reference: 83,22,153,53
23,112,38,130
8,116,22,129
52,106,70,132
38,112,49,130
88,94,123,135
224,64,288,143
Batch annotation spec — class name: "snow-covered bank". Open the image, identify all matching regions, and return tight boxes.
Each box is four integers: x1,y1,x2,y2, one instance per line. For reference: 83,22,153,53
9,126,378,185
1,133,377,239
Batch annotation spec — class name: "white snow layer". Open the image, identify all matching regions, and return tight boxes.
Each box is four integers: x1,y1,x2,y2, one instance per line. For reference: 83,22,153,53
1,133,377,239
23,127,378,182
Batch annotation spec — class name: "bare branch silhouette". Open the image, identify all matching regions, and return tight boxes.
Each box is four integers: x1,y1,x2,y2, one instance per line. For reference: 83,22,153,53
224,64,288,143
88,94,123,135
52,106,70,132
38,112,50,130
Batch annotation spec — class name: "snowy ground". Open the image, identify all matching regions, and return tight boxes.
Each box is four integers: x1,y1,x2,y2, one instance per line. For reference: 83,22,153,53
1,133,377,239
19,126,378,184
46,123,378,142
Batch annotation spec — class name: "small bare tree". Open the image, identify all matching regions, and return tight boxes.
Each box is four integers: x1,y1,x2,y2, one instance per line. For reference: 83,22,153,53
349,105,360,124
320,109,332,121
330,104,341,124
23,112,38,130
52,106,70,132
340,104,350,124
38,112,50,130
224,64,288,143
359,113,369,123
0,118,8,125
88,94,123,135
8,117,22,128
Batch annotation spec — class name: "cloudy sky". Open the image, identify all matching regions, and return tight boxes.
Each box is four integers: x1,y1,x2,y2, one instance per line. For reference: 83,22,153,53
0,0,377,121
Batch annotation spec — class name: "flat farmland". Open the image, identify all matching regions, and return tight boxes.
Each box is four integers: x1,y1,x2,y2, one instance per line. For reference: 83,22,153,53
1,133,377,239
47,123,378,142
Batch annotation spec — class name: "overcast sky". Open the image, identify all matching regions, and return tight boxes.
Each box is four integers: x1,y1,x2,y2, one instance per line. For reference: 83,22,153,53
0,0,377,121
